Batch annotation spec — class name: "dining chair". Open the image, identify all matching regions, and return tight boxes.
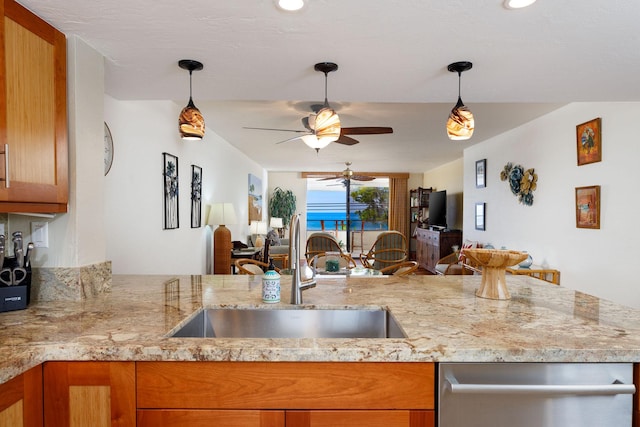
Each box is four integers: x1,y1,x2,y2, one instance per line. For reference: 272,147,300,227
235,259,280,275
378,261,419,276
360,231,408,270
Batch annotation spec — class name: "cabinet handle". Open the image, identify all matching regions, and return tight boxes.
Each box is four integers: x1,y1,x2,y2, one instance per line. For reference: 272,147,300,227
445,374,636,396
0,144,8,188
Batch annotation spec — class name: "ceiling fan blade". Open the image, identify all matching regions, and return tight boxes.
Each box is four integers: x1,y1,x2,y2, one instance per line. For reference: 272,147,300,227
243,126,308,133
351,175,376,181
335,135,360,146
301,116,314,131
341,127,393,135
275,135,310,144
317,176,341,181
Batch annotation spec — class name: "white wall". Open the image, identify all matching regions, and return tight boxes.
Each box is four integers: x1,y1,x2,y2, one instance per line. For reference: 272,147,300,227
464,102,640,308
104,97,265,275
424,158,464,230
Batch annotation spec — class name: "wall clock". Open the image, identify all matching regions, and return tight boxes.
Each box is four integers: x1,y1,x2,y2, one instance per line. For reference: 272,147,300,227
104,122,114,175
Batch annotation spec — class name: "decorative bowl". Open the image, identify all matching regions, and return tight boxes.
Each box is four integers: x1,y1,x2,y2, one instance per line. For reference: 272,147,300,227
463,249,528,300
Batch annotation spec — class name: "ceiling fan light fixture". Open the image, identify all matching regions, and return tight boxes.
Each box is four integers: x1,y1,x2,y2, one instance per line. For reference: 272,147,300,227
446,61,474,141
503,0,537,9
276,0,305,11
301,134,331,151
178,59,205,140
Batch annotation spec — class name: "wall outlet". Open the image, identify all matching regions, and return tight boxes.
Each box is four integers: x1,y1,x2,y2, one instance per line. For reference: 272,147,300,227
31,222,49,248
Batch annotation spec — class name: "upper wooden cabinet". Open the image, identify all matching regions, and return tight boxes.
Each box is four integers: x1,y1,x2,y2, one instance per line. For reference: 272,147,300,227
0,0,68,213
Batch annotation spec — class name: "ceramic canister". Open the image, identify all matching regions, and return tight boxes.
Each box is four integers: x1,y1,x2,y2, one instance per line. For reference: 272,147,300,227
262,268,281,303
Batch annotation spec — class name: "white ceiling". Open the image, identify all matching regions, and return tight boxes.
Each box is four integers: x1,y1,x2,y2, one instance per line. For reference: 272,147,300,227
17,0,640,174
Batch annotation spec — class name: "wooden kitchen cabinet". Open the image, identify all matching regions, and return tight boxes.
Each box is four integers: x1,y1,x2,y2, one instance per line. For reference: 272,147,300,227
43,362,136,427
415,228,462,273
0,365,43,427
0,0,68,213
137,362,435,427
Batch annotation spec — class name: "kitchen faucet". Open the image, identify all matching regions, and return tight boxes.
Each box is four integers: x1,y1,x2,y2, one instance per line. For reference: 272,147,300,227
289,213,316,304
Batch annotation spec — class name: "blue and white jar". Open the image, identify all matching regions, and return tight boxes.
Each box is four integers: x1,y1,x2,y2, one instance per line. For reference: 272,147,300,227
262,263,280,303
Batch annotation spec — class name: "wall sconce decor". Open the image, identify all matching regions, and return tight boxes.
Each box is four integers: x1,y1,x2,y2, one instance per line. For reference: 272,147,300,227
446,61,474,141
190,165,202,228
178,59,205,140
500,162,538,206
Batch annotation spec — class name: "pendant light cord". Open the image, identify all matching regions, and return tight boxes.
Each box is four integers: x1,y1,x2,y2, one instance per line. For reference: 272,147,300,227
189,70,194,100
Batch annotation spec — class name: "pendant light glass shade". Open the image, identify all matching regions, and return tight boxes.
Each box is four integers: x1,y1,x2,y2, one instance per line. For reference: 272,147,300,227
313,107,341,143
178,60,205,140
446,97,475,140
301,134,332,152
446,61,474,141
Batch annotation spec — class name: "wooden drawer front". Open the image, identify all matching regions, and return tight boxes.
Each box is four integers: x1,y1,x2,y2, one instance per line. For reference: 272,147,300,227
286,410,434,427
137,410,284,427
137,362,434,410
0,365,43,427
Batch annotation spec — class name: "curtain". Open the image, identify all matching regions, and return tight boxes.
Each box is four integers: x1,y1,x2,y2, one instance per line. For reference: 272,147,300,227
389,177,409,240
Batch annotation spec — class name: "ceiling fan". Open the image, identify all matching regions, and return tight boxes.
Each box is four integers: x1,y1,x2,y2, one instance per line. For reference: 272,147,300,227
244,62,393,152
317,162,376,185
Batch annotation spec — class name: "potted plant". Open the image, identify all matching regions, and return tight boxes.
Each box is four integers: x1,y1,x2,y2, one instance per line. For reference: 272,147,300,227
269,187,297,230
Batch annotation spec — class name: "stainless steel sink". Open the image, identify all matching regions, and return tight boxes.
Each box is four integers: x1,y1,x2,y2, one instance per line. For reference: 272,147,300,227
169,308,406,338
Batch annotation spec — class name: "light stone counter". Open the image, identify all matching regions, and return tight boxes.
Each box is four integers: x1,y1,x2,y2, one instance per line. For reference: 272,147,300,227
2,273,640,383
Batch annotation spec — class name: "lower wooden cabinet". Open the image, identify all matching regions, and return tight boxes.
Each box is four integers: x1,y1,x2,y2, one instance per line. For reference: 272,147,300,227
137,362,435,427
43,361,136,427
137,410,285,427
0,365,42,427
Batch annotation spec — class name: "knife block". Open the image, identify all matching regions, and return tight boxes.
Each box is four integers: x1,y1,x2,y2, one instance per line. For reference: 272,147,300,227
0,256,31,313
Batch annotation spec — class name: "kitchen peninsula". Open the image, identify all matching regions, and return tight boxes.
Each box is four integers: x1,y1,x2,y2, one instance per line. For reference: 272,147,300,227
2,274,640,426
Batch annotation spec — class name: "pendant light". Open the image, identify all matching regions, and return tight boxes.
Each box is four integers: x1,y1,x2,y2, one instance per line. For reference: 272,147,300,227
446,61,474,141
178,59,205,140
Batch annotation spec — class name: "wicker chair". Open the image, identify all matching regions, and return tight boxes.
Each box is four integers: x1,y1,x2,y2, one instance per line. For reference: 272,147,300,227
378,261,419,276
360,231,408,270
235,259,280,275
434,252,475,275
305,232,344,262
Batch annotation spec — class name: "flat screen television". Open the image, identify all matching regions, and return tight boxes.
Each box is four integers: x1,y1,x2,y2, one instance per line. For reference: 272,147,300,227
428,190,447,229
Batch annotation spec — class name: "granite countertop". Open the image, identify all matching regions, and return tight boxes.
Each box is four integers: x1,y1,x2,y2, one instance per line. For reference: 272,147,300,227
2,273,640,383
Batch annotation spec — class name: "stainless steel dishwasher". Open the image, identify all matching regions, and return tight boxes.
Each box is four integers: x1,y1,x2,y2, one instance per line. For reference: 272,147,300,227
439,363,635,427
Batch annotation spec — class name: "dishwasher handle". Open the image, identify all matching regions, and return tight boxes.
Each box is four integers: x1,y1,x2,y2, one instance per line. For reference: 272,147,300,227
445,373,636,396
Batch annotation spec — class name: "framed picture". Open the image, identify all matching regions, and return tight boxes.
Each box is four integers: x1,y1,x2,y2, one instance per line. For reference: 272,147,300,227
575,185,600,229
248,173,263,225
475,202,486,231
190,165,202,228
576,118,602,166
162,152,179,229
476,159,486,188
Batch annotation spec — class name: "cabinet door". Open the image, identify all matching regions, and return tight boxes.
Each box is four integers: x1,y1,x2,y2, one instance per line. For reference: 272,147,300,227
44,362,135,427
0,0,68,212
137,410,284,427
286,410,434,427
0,365,43,427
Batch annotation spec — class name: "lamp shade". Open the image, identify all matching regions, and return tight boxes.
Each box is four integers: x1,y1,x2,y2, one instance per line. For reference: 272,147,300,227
207,203,237,226
179,99,205,140
301,134,332,151
250,220,267,235
446,98,475,140
314,107,341,143
270,217,283,228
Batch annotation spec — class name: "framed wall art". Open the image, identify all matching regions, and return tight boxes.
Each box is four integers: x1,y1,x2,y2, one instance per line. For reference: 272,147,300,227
575,185,600,229
190,165,202,228
476,159,486,188
576,117,602,166
475,202,486,231
248,173,262,225
162,152,179,229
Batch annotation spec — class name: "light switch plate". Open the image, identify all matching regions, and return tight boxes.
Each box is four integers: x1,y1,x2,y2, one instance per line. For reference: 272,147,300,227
31,222,49,248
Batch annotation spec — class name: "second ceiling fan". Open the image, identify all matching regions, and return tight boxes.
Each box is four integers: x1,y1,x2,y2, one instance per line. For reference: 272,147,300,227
245,62,393,152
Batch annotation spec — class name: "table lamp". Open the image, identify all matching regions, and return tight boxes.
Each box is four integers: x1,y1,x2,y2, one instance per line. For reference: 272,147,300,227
270,217,284,238
250,220,268,248
208,203,238,274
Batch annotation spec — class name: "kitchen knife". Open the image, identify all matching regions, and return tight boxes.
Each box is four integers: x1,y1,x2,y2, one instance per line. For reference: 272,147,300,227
24,242,34,268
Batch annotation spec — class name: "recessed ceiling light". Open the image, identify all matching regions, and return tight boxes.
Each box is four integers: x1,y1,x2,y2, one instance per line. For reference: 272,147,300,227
504,0,537,9
276,0,305,11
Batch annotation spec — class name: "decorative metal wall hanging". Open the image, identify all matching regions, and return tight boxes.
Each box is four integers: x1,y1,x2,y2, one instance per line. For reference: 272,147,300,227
191,165,202,228
163,152,179,229
500,162,537,206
